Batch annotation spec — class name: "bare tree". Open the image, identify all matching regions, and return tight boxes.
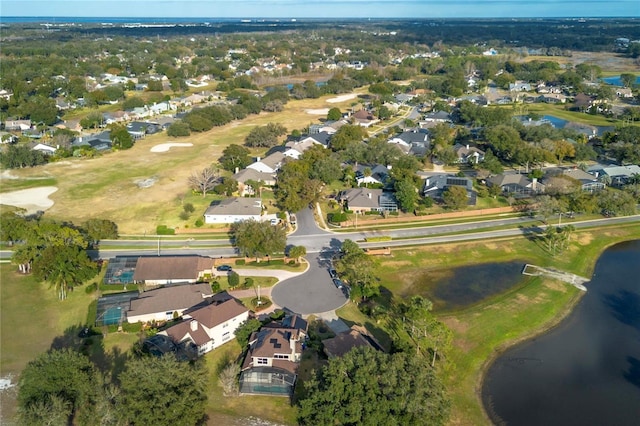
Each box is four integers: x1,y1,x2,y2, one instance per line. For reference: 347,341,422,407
219,362,240,396
189,167,218,197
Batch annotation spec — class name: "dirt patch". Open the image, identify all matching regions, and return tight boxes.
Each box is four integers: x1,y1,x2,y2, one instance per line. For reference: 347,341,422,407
379,260,413,268
575,233,594,246
0,186,58,214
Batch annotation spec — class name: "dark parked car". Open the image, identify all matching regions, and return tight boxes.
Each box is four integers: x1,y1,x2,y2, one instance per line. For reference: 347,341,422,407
328,268,338,279
332,278,344,289
216,265,233,272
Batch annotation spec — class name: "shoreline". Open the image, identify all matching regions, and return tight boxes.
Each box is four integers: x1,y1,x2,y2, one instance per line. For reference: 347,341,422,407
474,238,632,425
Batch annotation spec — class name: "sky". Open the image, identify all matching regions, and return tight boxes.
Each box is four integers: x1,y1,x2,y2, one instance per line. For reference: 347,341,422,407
1,0,639,19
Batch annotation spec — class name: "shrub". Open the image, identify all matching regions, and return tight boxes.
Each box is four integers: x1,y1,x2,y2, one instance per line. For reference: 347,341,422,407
195,218,204,227
211,281,221,292
183,203,195,213
122,322,142,333
244,277,254,288
179,211,190,220
228,271,240,288
156,225,175,235
329,212,348,223
85,282,98,294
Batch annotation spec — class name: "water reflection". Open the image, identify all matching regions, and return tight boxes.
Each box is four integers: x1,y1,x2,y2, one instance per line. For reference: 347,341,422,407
483,240,640,426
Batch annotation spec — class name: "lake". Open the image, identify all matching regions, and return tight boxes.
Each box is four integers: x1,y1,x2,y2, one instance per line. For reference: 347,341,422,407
601,75,640,86
482,240,640,426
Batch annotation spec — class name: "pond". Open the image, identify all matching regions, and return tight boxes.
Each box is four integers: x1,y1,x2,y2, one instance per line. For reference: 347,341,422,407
415,261,526,311
541,115,614,137
601,75,640,86
482,240,640,426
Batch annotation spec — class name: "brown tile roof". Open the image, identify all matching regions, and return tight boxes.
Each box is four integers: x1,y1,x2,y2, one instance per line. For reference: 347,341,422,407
188,298,248,328
132,256,214,281
128,283,213,318
323,329,373,358
164,320,211,346
250,328,293,358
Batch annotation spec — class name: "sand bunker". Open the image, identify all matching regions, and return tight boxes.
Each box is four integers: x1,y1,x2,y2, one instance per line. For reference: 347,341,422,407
327,93,357,103
0,186,58,214
305,108,330,115
150,142,193,153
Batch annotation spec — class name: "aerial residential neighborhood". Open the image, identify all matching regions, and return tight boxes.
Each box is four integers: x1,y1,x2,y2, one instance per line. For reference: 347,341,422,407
1,12,639,426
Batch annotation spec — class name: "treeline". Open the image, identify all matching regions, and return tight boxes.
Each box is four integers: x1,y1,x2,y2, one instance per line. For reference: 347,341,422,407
17,348,208,426
2,212,117,299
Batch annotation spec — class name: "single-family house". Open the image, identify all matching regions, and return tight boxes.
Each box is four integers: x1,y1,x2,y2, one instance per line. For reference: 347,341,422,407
30,142,57,155
562,168,606,192
4,119,32,131
388,130,430,156
233,168,277,196
509,81,532,92
589,164,640,187
322,326,376,358
247,152,286,174
0,131,17,144
239,314,308,396
354,164,390,186
615,87,633,98
203,197,263,224
422,111,452,123
422,174,476,205
352,109,378,127
159,292,249,357
132,255,215,286
338,188,398,213
127,121,161,139
537,93,567,104
453,144,485,164
487,173,545,196
74,130,112,151
126,282,214,323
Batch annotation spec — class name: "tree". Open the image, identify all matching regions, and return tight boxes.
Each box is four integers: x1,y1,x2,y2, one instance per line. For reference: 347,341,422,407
329,124,368,151
0,144,48,169
166,121,191,137
117,355,208,426
189,167,218,197
288,245,307,263
442,185,468,210
620,73,637,88
17,349,98,426
32,245,98,300
297,348,450,426
327,107,342,121
109,124,134,150
219,144,252,172
231,219,287,259
213,177,239,196
219,362,240,397
234,318,262,348
394,178,418,212
275,160,322,212
244,123,287,148
335,239,377,300
535,194,563,224
83,218,118,243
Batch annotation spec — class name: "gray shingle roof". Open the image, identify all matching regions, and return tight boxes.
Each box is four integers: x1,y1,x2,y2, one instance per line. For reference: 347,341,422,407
204,197,262,216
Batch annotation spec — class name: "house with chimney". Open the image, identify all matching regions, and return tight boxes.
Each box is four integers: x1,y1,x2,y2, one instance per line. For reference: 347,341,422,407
453,143,485,164
338,188,398,213
239,314,308,396
158,292,249,358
